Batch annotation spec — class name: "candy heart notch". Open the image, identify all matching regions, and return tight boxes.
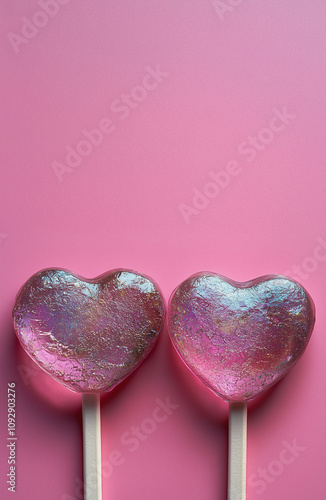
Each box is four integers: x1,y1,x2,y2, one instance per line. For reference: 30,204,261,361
13,268,165,393
167,273,315,402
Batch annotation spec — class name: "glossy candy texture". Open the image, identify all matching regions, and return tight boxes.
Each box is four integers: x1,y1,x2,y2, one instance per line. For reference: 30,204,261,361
13,268,165,393
168,273,315,402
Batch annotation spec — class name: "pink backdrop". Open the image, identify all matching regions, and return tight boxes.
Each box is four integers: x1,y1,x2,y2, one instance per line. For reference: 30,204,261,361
1,1,326,499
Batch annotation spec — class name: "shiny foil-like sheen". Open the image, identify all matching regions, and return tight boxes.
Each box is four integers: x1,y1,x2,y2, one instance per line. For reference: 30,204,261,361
168,273,315,402
13,268,165,393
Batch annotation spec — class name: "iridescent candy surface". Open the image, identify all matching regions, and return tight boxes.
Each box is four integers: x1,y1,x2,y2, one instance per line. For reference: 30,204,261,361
13,268,165,393
168,273,315,402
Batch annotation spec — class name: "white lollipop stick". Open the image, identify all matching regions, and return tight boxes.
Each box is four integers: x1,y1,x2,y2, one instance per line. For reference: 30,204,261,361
82,393,102,500
228,402,247,500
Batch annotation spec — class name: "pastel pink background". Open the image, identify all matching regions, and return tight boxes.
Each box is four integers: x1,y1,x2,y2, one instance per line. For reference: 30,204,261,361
1,1,326,499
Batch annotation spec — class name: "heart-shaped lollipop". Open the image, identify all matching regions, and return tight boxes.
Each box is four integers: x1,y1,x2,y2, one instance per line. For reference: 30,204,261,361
168,273,315,402
13,268,165,393
13,267,165,500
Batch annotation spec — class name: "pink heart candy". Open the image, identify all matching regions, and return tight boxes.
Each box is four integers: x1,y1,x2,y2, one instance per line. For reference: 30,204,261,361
13,268,165,393
167,273,315,402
